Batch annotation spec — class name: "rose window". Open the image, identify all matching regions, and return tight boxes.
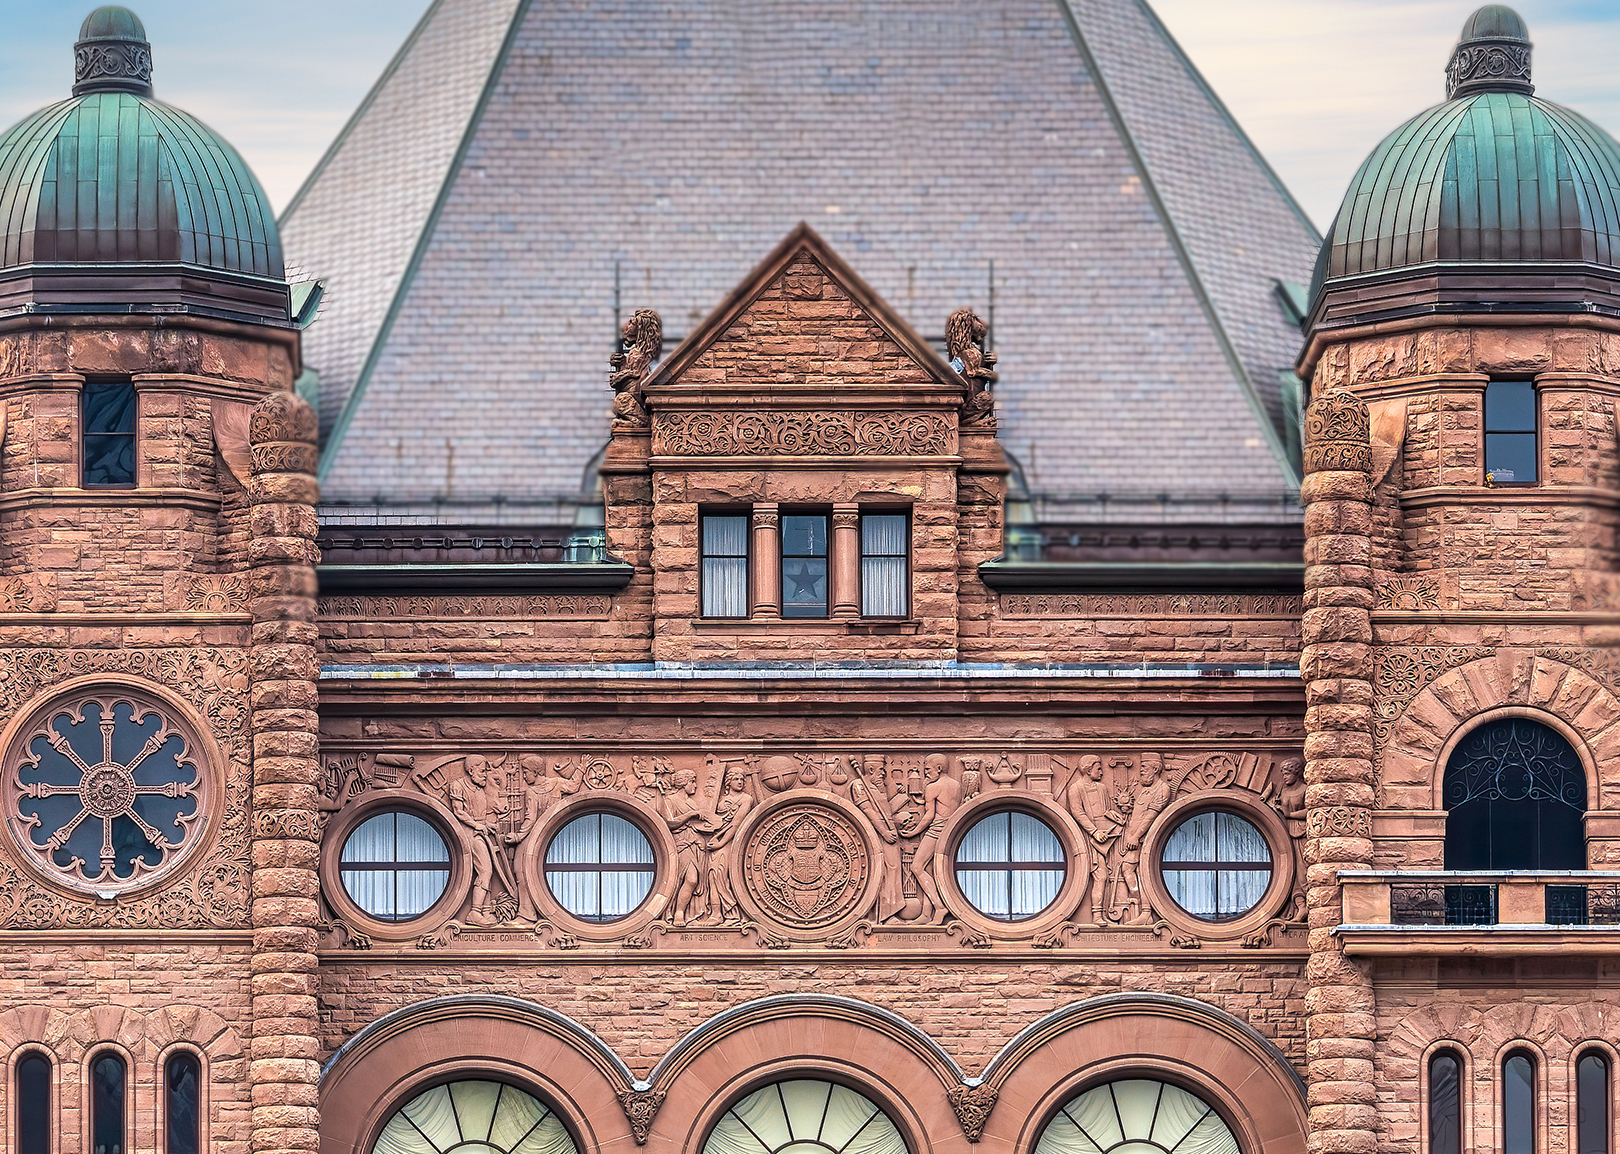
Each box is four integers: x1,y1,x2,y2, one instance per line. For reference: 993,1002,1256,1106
8,692,205,892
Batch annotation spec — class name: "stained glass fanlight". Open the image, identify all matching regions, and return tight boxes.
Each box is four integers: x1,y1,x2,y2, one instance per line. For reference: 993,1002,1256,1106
372,1081,577,1154
703,1080,908,1154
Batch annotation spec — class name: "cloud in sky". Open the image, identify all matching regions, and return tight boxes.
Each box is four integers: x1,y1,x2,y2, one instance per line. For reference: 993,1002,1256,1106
0,0,1615,230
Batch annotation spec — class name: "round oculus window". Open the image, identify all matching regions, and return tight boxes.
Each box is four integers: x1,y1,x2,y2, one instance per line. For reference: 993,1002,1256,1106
339,810,451,922
1159,810,1273,922
1035,1079,1238,1154
703,1079,906,1154
8,690,209,894
545,812,655,923
372,1080,577,1154
953,810,1065,922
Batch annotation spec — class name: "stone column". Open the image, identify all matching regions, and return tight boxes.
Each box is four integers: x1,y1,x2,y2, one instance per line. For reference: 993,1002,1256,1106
831,504,861,618
751,502,781,618
246,392,323,1154
1299,389,1378,1154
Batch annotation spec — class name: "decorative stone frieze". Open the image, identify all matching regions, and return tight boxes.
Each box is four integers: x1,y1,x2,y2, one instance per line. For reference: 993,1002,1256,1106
653,410,955,457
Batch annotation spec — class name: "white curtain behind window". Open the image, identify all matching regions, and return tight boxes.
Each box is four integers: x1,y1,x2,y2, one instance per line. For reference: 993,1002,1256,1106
860,515,907,617
703,516,749,617
1034,1081,1239,1154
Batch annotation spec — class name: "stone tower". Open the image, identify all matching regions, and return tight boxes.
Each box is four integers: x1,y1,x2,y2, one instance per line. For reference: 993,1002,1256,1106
0,9,321,1154
1297,6,1620,1150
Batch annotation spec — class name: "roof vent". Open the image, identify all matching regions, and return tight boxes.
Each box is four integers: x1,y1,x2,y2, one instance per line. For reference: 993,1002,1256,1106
73,6,153,98
1446,5,1532,100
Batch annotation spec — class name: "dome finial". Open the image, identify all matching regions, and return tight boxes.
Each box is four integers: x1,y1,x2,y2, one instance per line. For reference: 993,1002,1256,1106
74,7,152,97
1446,5,1532,100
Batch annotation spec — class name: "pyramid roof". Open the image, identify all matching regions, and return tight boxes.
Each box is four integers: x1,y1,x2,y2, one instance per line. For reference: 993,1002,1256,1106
281,0,1320,523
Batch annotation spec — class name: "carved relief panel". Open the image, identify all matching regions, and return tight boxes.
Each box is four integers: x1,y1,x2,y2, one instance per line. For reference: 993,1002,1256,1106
315,743,1305,953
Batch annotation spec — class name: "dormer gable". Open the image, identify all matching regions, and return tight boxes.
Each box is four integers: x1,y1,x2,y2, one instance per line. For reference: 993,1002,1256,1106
599,225,1007,666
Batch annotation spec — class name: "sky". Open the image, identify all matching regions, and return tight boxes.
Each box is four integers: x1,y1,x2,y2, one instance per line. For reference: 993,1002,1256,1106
0,0,1617,232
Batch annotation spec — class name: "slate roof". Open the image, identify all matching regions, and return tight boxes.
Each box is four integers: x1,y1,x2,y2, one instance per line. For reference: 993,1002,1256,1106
282,0,1321,524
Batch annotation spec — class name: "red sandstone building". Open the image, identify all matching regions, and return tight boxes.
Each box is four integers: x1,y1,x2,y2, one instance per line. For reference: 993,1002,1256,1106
1,4,1619,1154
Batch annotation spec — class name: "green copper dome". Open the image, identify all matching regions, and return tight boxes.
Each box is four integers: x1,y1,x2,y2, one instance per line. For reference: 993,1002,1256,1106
0,7,283,282
1312,6,1620,299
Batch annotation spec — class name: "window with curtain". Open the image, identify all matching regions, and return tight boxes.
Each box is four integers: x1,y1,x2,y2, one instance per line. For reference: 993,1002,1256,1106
166,1052,200,1154
860,513,908,617
1580,1051,1610,1154
1443,718,1586,871
1504,1052,1536,1154
702,1079,906,1154
1034,1079,1239,1154
15,1052,49,1154
1484,380,1537,484
92,1053,125,1154
339,810,452,922
781,514,829,617
1160,811,1273,921
545,812,655,922
372,1080,577,1154
1429,1051,1462,1154
953,811,1065,921
83,379,137,487
702,514,749,618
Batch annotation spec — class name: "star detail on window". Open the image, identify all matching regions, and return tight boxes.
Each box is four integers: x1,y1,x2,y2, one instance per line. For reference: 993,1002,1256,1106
783,561,825,602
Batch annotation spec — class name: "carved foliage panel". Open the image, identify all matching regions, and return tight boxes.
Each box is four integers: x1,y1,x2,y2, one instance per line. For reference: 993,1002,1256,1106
315,744,1305,953
0,648,251,928
654,411,955,457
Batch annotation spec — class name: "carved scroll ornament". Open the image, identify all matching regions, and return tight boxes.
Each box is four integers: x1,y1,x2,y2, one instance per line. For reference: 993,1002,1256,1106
654,411,954,457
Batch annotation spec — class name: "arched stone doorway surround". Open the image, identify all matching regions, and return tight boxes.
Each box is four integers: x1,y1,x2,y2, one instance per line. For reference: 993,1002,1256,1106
317,996,635,1154
1380,654,1620,865
320,993,1307,1154
976,994,1307,1154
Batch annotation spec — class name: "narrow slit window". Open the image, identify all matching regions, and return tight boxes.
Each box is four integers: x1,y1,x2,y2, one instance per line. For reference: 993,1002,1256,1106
860,513,908,617
15,1053,50,1154
1485,380,1537,485
1504,1051,1536,1154
1429,1050,1462,1154
701,514,749,618
92,1052,126,1154
1579,1051,1610,1154
780,513,828,618
82,379,137,488
166,1052,200,1154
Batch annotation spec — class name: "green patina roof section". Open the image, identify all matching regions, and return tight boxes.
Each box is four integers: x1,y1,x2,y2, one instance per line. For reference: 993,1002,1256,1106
1315,91,1620,294
0,92,282,277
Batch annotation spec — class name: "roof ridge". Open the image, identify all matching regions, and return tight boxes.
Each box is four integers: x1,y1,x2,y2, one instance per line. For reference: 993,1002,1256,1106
317,0,534,484
278,0,451,225
1056,0,1300,489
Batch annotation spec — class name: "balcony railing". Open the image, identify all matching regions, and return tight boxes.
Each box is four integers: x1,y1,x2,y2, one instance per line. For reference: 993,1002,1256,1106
1339,872,1620,945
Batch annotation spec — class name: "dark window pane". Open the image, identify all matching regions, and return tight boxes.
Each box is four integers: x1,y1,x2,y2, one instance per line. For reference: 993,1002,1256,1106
1579,1052,1610,1154
93,1054,125,1154
781,515,828,618
1444,718,1586,870
1429,1052,1461,1154
1504,1053,1535,1154
1486,432,1537,484
166,1053,200,1154
16,1054,49,1154
1486,380,1537,431
83,381,137,487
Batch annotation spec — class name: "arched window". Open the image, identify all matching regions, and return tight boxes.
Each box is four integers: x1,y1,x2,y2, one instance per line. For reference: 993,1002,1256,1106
1035,1079,1238,1154
703,1079,906,1154
1443,718,1586,870
166,1052,201,1154
92,1052,126,1154
15,1052,50,1154
1504,1051,1536,1154
1579,1050,1611,1154
1429,1050,1462,1154
373,1080,576,1154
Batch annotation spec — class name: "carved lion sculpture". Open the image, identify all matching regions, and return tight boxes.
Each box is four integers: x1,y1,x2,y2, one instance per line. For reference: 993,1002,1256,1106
946,307,997,424
609,308,663,423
